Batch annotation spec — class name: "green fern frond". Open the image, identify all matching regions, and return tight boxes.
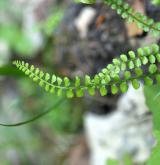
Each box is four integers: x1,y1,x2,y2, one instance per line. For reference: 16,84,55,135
77,0,160,36
13,44,160,98
105,0,160,35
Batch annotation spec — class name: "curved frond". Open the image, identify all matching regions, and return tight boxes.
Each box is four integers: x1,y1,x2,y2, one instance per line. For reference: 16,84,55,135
105,0,160,35
13,44,160,98
77,0,160,36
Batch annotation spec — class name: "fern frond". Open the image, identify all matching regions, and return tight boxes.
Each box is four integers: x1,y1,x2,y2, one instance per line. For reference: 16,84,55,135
76,0,160,35
13,44,160,98
105,0,160,35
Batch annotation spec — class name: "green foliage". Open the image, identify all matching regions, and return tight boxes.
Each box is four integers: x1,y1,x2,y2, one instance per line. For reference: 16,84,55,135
144,85,160,164
41,9,64,36
152,0,160,5
13,44,160,98
78,0,160,36
107,159,119,165
147,141,160,165
72,0,160,163
104,0,160,36
75,0,95,4
147,131,160,165
0,65,25,77
123,154,132,165
107,154,133,165
144,85,160,131
0,24,35,56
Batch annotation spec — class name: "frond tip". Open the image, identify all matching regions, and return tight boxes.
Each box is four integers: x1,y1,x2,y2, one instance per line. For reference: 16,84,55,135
13,44,160,98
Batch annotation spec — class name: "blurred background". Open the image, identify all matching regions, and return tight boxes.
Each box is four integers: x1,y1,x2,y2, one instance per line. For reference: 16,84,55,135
0,0,160,164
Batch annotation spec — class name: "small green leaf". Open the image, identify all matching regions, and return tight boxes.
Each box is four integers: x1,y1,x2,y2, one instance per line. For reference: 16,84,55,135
142,56,148,65
66,89,74,98
57,77,62,86
149,64,157,74
101,79,106,85
57,88,63,96
39,71,44,78
143,46,151,55
94,75,100,85
45,84,50,91
152,44,159,53
25,69,30,75
135,68,143,77
112,74,120,82
124,71,131,79
107,64,114,70
128,51,136,59
35,68,40,75
102,68,108,74
114,66,120,74
120,54,128,62
50,87,55,94
105,75,111,84
113,59,120,65
132,79,140,89
76,88,84,97
64,77,70,87
120,82,128,93
121,62,127,71
30,65,35,71
85,75,91,86
99,73,104,78
51,75,56,83
128,61,134,69
29,73,34,78
135,58,141,67
137,48,144,56
25,63,29,68
111,84,119,94
45,73,50,81
39,80,44,87
75,76,81,87
33,76,38,82
144,76,153,86
149,55,156,64
100,86,107,96
88,87,95,96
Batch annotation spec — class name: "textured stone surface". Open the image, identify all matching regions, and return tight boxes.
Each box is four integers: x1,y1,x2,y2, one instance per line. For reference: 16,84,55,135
84,85,154,165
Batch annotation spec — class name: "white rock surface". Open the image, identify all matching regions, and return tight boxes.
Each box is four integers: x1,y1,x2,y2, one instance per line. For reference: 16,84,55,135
74,7,96,39
84,85,154,165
